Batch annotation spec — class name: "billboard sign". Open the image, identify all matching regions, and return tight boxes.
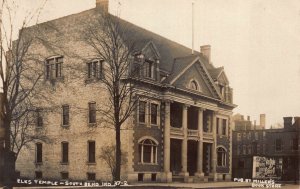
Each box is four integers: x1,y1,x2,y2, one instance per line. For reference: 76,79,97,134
252,156,282,179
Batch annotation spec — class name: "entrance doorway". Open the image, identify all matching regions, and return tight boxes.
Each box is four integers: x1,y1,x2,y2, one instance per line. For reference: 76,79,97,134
170,139,182,175
187,140,198,176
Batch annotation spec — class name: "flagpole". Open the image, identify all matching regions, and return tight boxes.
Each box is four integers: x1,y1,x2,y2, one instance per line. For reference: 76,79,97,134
192,2,194,54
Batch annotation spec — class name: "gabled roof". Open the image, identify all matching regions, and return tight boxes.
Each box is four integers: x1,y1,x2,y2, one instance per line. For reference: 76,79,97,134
31,7,231,102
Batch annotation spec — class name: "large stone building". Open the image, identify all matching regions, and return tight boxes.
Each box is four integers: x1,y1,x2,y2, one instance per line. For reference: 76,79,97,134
15,0,236,183
232,116,300,182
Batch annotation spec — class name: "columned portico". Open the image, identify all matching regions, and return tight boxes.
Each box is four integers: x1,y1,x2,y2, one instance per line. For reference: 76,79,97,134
180,104,189,181
167,101,224,182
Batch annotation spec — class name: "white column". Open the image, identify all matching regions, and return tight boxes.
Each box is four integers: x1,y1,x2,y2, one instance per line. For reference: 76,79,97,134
162,101,172,182
180,104,189,181
195,108,204,179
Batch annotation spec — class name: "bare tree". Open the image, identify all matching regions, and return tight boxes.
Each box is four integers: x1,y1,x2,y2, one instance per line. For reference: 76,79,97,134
82,11,148,181
0,0,49,187
99,145,127,180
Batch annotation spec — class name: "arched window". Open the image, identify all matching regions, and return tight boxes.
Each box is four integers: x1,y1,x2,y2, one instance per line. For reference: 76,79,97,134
217,147,226,166
138,139,157,164
190,80,199,91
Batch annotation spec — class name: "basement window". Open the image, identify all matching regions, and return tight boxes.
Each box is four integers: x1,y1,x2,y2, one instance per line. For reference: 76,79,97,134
138,173,144,182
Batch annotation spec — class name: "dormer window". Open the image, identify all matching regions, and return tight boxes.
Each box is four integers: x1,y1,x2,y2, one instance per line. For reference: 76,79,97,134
219,85,225,96
144,60,154,78
190,80,199,91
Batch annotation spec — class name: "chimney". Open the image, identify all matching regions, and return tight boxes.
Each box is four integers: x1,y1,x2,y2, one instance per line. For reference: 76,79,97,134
293,117,300,127
96,0,109,12
200,45,211,63
283,117,293,128
260,114,266,128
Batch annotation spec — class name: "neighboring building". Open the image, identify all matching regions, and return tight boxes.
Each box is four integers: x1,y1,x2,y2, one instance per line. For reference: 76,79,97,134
233,113,265,131
15,0,236,183
232,116,300,181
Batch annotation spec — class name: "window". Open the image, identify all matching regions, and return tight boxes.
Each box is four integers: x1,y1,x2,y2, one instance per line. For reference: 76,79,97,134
216,118,220,134
217,147,226,166
243,145,246,155
243,132,246,138
255,132,258,140
138,173,144,182
150,103,158,125
88,102,96,124
144,60,154,78
87,60,103,79
190,80,198,90
247,145,252,155
138,139,157,164
292,138,298,151
88,141,95,163
247,132,251,140
45,56,63,79
139,101,146,123
257,144,260,154
35,171,42,179
62,105,69,126
275,139,282,151
36,108,43,128
219,85,224,96
61,172,69,180
151,173,157,181
222,119,227,135
237,133,241,141
87,173,96,180
61,142,69,163
36,143,42,163
253,142,257,154
238,160,245,168
237,145,240,155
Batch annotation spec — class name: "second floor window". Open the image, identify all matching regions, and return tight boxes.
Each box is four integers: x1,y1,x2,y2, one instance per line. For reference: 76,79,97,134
139,101,146,123
87,60,103,79
62,105,69,126
45,56,63,79
36,143,42,163
150,103,158,125
222,119,227,135
275,139,282,151
292,138,298,151
88,102,96,124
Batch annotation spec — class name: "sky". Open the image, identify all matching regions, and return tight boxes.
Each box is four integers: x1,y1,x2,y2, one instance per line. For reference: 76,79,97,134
3,0,300,127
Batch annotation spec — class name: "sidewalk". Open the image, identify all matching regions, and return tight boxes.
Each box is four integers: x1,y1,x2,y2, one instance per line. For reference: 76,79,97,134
133,181,252,188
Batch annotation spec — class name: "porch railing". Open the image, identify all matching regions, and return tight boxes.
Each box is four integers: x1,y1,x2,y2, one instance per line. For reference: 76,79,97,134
187,129,199,137
170,126,183,135
203,132,213,138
